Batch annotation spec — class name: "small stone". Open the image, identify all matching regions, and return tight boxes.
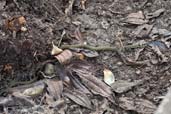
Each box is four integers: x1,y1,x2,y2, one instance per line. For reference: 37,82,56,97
21,26,27,32
136,69,141,75
117,61,123,66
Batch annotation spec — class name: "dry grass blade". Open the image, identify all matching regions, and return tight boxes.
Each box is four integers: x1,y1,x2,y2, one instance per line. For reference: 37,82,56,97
64,89,92,109
45,79,63,100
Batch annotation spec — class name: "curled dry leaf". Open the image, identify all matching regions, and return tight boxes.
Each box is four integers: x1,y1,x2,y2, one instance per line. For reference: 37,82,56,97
51,42,63,55
119,97,157,114
111,80,143,93
55,49,73,64
64,89,92,109
103,68,115,86
45,79,63,100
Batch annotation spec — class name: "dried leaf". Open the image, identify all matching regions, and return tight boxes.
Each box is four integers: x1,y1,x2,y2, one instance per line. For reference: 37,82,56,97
0,1,6,10
69,74,91,94
123,11,148,25
3,64,13,74
146,8,165,19
74,27,84,43
148,41,168,52
103,68,115,85
132,24,153,38
119,97,157,114
55,49,73,64
18,16,26,25
64,89,92,109
117,51,149,66
9,81,45,98
65,0,75,16
5,16,26,32
81,0,86,10
68,60,115,103
81,49,99,58
45,79,63,100
71,48,99,58
74,52,85,60
148,41,168,63
111,80,143,93
51,42,63,55
0,95,35,107
135,48,145,61
123,18,148,25
90,99,113,114
127,11,145,19
22,82,45,97
48,99,65,109
150,27,171,39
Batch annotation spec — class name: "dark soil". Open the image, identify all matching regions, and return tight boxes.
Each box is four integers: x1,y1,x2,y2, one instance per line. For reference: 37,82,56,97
0,0,171,114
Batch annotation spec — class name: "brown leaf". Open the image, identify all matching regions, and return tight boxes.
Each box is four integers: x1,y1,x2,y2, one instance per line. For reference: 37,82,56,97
149,42,168,63
127,11,145,19
69,74,91,94
111,80,144,93
124,18,148,25
146,8,165,19
74,27,84,44
9,80,46,98
132,24,154,38
90,99,113,114
45,79,63,100
68,60,115,103
123,11,148,25
5,16,26,32
0,95,35,107
64,89,92,109
119,97,157,114
117,51,149,66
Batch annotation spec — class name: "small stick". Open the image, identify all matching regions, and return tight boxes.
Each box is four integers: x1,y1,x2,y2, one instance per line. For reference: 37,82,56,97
61,44,146,52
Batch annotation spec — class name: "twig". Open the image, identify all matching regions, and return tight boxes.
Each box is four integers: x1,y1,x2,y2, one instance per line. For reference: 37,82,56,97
61,44,146,52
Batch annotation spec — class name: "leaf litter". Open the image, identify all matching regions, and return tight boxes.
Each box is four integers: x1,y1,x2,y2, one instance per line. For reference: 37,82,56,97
1,0,171,114
64,89,92,109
